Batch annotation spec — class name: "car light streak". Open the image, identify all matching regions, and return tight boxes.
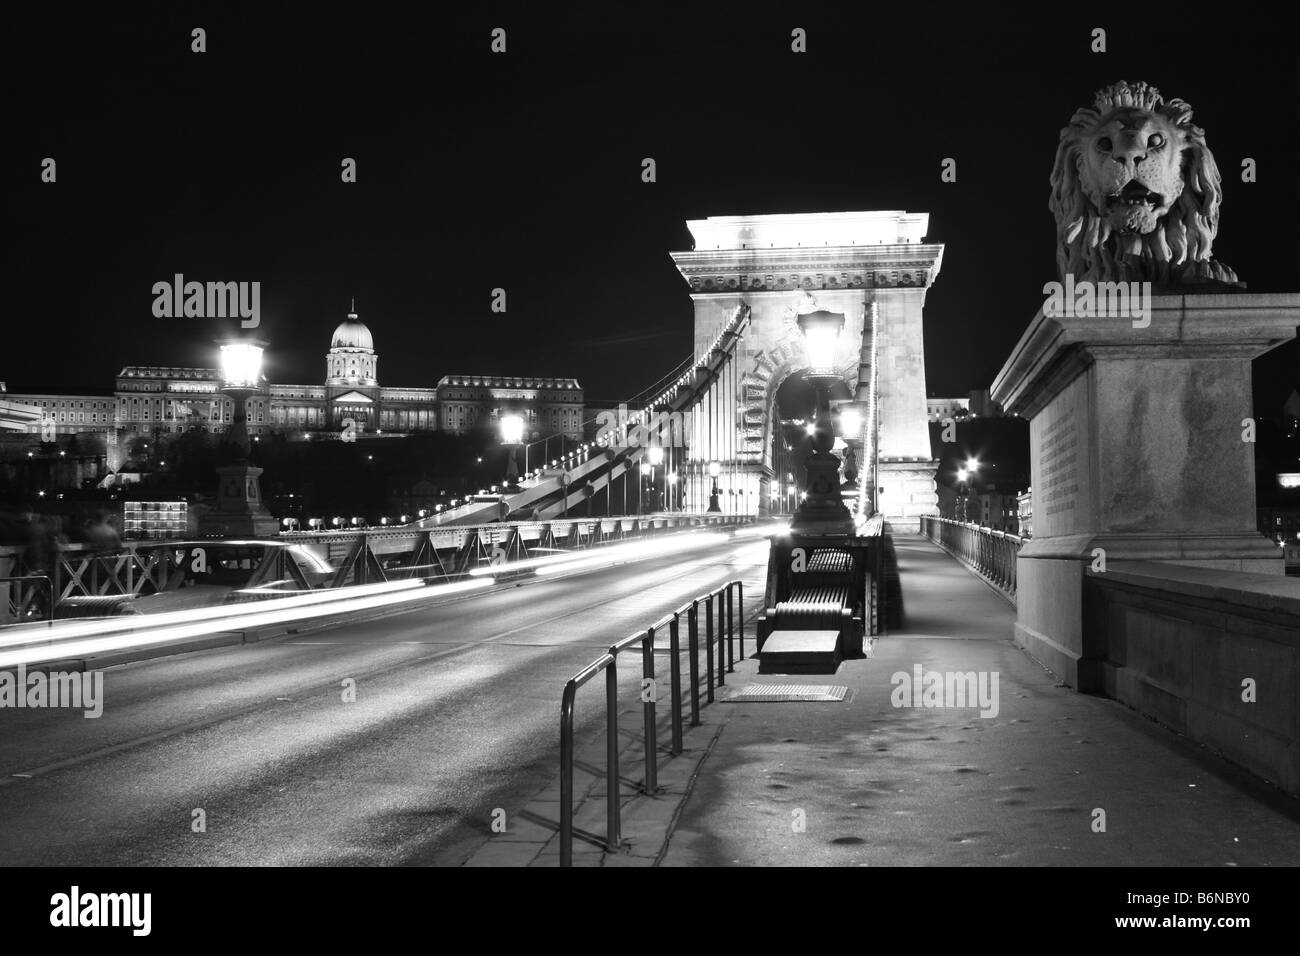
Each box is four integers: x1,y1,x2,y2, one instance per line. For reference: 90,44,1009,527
0,577,493,669
0,578,426,654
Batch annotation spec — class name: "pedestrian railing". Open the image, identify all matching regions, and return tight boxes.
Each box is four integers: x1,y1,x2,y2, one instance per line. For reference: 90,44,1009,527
559,579,743,866
919,516,1022,601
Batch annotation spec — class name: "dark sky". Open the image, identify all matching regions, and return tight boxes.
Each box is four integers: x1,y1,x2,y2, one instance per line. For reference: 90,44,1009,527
8,4,1298,413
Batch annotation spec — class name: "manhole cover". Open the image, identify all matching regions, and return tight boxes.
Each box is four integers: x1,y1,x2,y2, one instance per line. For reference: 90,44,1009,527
725,684,849,703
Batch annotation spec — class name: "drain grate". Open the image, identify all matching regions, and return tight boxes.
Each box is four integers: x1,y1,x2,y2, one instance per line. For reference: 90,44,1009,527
725,684,849,703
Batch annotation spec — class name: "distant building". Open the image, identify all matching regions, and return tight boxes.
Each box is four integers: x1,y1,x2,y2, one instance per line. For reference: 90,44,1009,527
1016,487,1032,538
436,374,584,442
972,488,1020,533
927,397,969,421
2,307,584,474
928,388,1007,421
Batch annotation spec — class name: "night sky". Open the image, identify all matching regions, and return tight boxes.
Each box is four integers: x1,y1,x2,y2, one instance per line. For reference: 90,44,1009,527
9,5,1298,414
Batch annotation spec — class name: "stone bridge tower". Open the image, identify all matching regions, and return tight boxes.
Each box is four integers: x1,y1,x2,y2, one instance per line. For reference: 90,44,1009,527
671,211,943,530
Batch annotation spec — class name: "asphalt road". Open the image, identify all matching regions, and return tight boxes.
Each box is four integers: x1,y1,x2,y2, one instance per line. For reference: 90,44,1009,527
0,537,769,866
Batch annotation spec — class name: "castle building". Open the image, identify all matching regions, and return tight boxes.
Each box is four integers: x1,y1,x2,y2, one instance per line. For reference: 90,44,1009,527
436,374,585,442
1,307,583,473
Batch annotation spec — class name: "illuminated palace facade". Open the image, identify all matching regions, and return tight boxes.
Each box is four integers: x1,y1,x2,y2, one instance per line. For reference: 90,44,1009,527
1,309,584,470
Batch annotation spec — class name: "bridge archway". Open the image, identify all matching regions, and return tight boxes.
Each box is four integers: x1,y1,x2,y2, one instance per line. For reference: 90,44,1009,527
763,363,855,515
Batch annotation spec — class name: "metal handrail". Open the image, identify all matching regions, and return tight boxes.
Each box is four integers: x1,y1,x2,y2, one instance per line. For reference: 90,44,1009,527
559,578,744,866
920,516,1023,599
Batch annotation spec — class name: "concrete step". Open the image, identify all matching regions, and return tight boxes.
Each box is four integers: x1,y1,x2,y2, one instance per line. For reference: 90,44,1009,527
758,628,841,675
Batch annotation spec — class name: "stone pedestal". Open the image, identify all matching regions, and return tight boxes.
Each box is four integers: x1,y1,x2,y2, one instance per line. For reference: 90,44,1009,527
790,450,855,535
878,458,939,533
200,463,280,537
991,292,1299,689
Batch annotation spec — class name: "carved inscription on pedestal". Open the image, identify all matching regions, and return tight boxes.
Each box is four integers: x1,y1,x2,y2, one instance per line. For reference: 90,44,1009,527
1039,415,1079,518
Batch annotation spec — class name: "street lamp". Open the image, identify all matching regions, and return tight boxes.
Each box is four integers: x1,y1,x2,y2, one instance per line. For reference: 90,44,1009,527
200,337,278,537
956,460,981,522
707,460,722,513
790,309,853,534
500,414,524,494
218,340,263,459
647,445,663,512
639,460,651,515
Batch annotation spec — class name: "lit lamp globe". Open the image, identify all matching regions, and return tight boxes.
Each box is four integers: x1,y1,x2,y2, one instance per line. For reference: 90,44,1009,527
220,341,264,390
798,309,845,378
500,414,524,445
218,340,266,460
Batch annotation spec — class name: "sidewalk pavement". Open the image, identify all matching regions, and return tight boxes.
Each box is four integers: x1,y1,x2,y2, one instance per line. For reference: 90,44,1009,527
659,534,1300,866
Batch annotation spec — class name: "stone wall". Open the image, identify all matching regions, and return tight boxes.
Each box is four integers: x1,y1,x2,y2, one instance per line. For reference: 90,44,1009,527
1086,561,1300,795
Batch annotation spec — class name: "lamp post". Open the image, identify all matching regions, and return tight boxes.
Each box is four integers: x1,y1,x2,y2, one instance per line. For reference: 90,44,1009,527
837,403,864,515
707,460,722,513
500,414,524,494
638,461,650,515
790,309,854,535
647,445,663,513
958,459,982,524
200,337,279,537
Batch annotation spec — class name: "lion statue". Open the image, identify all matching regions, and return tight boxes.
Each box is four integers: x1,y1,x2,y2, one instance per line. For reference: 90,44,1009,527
1050,80,1241,287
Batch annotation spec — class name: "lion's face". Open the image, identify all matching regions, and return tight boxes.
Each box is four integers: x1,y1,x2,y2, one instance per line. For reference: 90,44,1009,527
1075,107,1186,236
1050,81,1238,286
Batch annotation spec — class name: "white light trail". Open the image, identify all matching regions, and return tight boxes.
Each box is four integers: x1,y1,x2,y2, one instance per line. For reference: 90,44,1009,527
0,578,493,669
0,579,425,652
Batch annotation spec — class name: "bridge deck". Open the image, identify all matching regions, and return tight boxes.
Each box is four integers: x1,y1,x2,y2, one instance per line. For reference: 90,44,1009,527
659,533,1300,865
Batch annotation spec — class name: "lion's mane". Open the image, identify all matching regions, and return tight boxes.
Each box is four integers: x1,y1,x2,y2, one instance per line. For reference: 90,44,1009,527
1049,80,1239,286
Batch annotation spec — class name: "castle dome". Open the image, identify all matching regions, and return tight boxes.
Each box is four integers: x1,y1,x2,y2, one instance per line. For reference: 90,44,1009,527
331,311,374,351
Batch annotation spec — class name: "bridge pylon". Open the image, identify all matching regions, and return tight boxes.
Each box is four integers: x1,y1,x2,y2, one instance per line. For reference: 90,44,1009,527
670,211,944,531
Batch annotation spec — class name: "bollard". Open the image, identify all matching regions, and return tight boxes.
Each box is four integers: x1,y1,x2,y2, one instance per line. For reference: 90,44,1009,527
737,581,745,662
669,613,684,753
605,658,620,851
688,601,701,726
725,586,735,673
560,683,576,867
715,590,726,687
641,627,658,793
704,592,715,702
